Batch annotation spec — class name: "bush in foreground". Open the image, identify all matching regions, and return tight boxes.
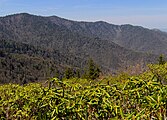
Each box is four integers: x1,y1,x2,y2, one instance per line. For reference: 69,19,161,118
0,64,167,119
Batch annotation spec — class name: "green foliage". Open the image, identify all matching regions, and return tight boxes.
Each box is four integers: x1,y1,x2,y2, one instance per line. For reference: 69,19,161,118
158,54,165,65
1,63,167,119
148,62,167,84
84,59,101,80
63,68,81,79
64,67,75,79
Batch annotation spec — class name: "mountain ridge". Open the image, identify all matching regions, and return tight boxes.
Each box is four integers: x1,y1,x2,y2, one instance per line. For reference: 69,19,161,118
47,14,167,55
0,13,162,83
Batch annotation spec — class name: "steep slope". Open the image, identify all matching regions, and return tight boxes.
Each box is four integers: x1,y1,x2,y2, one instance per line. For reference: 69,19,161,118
49,16,167,55
0,13,158,83
0,39,86,83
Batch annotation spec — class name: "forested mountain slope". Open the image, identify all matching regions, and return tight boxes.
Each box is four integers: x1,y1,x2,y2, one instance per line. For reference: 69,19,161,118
0,13,159,83
49,15,167,55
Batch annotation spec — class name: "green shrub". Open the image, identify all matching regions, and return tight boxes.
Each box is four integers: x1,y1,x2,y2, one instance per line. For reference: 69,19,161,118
0,63,167,119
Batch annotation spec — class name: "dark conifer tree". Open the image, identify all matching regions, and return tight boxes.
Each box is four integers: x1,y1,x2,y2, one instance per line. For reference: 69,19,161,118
64,67,74,79
85,59,101,80
158,54,165,65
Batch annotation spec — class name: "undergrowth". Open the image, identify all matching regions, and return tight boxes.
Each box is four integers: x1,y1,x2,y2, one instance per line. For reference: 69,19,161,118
0,63,167,119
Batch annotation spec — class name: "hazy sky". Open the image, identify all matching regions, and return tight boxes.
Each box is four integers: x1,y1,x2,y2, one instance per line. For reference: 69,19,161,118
1,0,167,29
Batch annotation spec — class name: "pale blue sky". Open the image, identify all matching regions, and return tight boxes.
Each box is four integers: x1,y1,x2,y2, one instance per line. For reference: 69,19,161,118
0,0,167,29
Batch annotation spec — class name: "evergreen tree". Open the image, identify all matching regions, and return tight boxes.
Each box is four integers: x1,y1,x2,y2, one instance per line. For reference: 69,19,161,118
64,67,74,79
75,69,81,78
85,59,101,80
158,54,165,65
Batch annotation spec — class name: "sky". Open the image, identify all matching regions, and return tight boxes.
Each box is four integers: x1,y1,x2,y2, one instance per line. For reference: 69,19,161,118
0,0,167,30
